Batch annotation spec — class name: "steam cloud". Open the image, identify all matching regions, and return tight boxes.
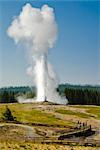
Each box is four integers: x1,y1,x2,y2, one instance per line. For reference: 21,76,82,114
7,3,68,104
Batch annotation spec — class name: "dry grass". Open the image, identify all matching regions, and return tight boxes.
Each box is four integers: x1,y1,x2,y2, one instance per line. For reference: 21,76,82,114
0,142,99,150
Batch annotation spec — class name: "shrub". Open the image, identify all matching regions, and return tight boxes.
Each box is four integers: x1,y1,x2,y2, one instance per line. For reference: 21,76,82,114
2,106,16,121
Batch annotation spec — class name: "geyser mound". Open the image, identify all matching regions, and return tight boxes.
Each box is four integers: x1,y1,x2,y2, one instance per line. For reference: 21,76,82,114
7,3,68,105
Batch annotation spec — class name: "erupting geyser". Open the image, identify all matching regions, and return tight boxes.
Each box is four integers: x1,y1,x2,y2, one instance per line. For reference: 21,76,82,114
7,3,68,104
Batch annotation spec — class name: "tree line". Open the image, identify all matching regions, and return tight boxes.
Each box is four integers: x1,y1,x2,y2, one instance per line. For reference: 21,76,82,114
0,85,100,105
64,88,100,105
0,91,17,103
0,89,36,103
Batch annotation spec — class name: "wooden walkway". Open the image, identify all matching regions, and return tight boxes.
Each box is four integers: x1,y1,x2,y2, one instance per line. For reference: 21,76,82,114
58,125,92,139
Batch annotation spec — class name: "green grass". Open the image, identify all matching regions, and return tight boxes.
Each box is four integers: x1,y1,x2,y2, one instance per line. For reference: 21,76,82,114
0,104,73,127
86,107,100,119
70,105,100,119
55,109,91,118
71,105,100,109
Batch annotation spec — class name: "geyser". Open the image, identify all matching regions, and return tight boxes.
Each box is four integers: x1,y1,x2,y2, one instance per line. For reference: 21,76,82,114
7,3,68,104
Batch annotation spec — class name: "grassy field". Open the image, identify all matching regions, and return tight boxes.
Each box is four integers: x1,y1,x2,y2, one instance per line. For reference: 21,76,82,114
55,109,91,118
0,142,99,150
0,103,100,150
86,107,100,119
70,105,100,119
0,103,73,126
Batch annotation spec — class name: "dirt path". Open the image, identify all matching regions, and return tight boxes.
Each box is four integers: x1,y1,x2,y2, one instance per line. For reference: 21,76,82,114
0,123,41,140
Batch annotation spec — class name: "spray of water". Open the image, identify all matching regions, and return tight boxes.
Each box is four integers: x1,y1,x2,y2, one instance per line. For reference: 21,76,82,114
7,3,68,104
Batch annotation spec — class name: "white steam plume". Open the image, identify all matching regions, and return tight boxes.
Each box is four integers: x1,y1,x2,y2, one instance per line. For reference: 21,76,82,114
7,3,68,104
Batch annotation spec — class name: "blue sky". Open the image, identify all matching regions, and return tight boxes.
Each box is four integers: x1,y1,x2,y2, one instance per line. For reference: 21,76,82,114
0,0,99,87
